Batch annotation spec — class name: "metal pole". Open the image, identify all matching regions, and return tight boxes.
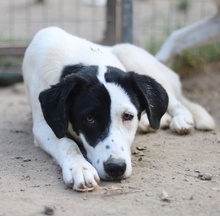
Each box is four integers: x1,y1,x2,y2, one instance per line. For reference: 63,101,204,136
122,0,133,43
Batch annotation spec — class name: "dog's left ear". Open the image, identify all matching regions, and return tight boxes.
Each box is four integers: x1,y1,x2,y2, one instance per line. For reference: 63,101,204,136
130,72,168,129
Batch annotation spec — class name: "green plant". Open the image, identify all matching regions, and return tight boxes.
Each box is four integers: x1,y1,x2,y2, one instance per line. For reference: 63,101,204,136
171,42,220,77
0,56,22,68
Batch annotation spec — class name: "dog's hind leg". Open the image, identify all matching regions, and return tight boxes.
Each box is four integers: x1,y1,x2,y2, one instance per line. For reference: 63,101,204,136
180,96,215,131
110,43,195,134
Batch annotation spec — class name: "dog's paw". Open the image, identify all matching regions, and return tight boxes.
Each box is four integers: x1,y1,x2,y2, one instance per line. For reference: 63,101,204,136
160,113,172,129
138,113,156,133
62,155,100,191
170,115,194,135
194,113,215,131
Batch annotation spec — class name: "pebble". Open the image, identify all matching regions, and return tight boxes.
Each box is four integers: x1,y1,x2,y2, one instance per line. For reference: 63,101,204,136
189,195,194,200
194,169,201,173
42,206,55,215
198,173,212,181
185,166,190,171
159,191,171,202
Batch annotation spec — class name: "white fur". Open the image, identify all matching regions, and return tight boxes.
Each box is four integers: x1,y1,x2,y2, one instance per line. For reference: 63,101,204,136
23,28,121,191
156,0,220,64
80,66,138,180
110,43,215,134
23,27,215,191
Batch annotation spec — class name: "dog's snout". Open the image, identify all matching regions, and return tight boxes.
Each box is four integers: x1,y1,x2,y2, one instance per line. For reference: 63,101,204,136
104,158,126,178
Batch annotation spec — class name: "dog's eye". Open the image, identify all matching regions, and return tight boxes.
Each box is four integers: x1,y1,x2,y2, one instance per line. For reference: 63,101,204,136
86,115,95,123
122,112,133,121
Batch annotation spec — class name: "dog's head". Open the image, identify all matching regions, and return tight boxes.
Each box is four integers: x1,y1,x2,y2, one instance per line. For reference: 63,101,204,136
39,64,168,180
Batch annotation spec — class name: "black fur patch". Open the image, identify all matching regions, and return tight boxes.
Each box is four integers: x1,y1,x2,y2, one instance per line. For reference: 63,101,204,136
105,66,141,118
69,80,111,147
60,64,98,82
63,65,112,147
105,66,168,129
39,64,112,147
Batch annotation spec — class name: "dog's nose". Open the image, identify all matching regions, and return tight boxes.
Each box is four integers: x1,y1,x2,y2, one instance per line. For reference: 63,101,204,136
104,158,126,178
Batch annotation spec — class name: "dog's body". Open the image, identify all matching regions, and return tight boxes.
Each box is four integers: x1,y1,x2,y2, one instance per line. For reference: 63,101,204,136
156,0,220,64
23,27,215,191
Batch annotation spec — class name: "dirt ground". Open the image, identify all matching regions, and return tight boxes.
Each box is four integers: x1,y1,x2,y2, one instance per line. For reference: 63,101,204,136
0,63,220,216
0,1,219,215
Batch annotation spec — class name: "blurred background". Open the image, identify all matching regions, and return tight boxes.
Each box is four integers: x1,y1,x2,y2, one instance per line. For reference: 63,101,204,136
0,0,219,85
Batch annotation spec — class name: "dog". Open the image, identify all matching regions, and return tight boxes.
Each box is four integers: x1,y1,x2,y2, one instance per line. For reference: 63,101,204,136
156,0,220,64
22,27,215,191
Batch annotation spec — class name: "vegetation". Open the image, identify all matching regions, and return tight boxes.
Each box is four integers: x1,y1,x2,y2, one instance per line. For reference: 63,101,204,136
147,37,220,78
171,42,220,77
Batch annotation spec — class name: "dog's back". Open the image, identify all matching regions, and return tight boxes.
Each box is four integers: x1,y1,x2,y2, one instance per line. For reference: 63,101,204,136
22,27,124,105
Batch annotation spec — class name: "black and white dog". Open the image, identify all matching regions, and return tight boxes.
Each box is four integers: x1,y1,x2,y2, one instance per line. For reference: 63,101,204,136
22,27,215,191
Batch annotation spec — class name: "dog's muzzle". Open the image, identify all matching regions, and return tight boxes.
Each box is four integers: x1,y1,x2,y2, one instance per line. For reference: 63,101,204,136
103,157,126,179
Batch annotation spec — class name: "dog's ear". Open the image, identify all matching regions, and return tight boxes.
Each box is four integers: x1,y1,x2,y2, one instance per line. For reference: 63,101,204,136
39,75,88,138
130,72,169,129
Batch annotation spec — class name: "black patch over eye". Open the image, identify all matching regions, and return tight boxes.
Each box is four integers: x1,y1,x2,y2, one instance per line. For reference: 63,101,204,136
86,115,95,123
122,112,134,121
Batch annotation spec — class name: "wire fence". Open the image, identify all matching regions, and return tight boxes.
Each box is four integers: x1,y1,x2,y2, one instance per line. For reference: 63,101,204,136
0,0,216,53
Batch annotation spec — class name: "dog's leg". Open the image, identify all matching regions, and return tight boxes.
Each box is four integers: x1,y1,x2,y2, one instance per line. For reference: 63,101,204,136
33,115,100,191
138,113,156,133
160,113,172,129
180,96,215,131
111,43,196,134
167,92,195,134
138,91,195,134
138,112,171,133
156,12,220,65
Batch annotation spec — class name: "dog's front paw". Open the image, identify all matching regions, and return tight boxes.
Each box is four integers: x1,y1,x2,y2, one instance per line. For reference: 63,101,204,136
170,115,194,135
160,113,172,129
138,113,156,133
62,155,100,191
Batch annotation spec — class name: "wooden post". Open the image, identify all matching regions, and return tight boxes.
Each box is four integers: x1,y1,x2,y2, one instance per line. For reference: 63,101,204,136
101,0,117,45
101,0,133,45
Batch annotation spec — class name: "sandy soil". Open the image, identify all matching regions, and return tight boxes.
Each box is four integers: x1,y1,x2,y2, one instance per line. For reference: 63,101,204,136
0,1,219,215
0,64,220,216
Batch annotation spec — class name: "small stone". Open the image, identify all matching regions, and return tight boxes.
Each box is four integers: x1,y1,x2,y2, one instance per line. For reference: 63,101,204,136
203,173,212,180
194,169,201,173
138,152,145,156
136,146,148,151
198,173,212,181
185,167,190,171
138,157,143,161
159,191,171,202
189,195,194,200
43,206,55,215
23,158,31,162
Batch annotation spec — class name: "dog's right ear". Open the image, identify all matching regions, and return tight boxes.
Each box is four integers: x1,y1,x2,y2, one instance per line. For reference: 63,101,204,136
39,75,88,138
